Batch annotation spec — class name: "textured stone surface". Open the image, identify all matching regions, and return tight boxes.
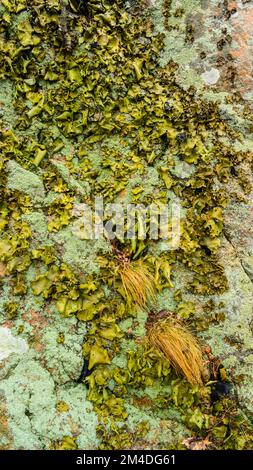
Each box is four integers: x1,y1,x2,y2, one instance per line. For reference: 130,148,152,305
151,0,253,425
1,0,253,450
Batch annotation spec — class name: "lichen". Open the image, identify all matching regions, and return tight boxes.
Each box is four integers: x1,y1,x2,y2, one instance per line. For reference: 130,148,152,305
53,226,111,275
0,358,98,449
7,161,45,202
1,0,253,451
0,80,17,128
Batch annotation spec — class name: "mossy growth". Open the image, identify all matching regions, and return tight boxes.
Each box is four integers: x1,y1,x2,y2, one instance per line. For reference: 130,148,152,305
147,315,205,386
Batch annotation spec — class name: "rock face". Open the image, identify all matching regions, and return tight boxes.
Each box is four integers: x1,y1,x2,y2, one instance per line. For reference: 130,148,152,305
151,0,253,422
220,189,253,416
0,306,99,449
1,0,253,450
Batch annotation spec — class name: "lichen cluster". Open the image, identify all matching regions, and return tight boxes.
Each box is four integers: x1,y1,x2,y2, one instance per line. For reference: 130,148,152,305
0,0,253,450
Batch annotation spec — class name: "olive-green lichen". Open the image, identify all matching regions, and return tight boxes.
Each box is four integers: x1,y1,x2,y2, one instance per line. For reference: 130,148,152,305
1,0,253,451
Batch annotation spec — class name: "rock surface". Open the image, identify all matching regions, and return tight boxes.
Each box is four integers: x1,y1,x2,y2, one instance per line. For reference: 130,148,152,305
1,0,253,450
